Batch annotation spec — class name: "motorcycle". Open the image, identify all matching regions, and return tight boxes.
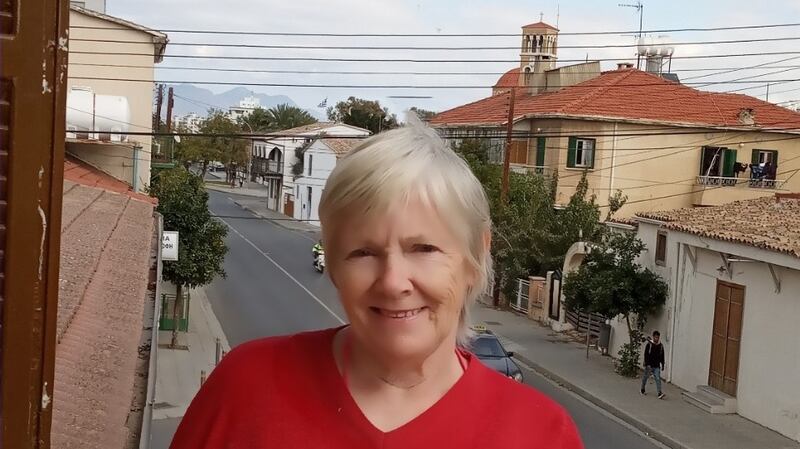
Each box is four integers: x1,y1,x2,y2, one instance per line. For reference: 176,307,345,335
313,250,325,273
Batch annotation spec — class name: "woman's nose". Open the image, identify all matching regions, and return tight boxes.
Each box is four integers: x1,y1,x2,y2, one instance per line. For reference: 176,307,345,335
376,253,413,298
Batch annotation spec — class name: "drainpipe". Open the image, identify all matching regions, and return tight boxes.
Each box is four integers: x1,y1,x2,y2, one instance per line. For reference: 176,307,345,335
609,122,618,194
668,241,685,382
132,144,141,192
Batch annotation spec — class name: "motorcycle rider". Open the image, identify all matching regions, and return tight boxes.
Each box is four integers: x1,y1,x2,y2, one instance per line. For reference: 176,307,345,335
312,240,324,263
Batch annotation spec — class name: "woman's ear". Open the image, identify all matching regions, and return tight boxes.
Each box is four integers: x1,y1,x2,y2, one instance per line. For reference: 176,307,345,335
482,229,492,254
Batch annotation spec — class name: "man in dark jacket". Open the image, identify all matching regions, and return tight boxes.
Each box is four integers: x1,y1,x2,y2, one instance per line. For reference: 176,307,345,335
641,330,666,399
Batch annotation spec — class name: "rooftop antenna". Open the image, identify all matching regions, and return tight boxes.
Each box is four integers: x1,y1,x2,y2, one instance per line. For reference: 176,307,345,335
556,3,560,28
619,1,644,68
539,11,544,22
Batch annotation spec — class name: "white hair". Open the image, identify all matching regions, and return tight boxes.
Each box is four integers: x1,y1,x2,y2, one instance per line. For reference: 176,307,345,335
318,115,493,347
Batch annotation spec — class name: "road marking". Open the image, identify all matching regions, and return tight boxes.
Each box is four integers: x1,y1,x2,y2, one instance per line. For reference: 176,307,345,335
217,216,346,325
225,196,318,244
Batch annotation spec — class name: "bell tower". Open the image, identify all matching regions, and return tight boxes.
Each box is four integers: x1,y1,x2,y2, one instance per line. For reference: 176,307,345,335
520,17,559,94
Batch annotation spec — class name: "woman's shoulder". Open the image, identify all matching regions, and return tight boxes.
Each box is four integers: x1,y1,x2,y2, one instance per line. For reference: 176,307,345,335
471,360,575,424
218,327,339,372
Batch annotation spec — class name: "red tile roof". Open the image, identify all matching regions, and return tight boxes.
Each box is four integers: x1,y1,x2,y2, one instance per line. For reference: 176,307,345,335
431,68,800,131
64,156,157,204
637,194,800,258
494,68,521,89
523,21,558,30
52,180,156,448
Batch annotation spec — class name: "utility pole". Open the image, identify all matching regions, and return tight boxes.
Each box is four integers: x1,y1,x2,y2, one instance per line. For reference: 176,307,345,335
165,87,174,132
493,88,517,307
766,83,771,102
500,89,516,204
154,84,164,131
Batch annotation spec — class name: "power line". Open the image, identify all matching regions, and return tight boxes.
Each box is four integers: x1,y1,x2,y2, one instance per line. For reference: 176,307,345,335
68,35,800,50
68,21,800,37
70,62,800,77
682,55,800,81
67,76,800,89
66,50,800,63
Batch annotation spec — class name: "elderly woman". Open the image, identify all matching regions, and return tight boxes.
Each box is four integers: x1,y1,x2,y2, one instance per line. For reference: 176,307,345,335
170,119,583,449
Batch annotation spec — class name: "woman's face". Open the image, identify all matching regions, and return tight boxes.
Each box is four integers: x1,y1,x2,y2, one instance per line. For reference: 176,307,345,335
329,197,476,361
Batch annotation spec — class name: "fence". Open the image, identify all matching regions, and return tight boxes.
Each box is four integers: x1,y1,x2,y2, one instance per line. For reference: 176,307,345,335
159,291,191,332
510,278,530,314
565,309,607,336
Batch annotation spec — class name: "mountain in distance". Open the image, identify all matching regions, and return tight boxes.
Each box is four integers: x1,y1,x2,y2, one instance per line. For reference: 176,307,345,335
168,84,302,118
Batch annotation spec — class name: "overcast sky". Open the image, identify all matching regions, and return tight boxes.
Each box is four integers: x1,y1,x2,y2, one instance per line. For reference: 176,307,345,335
108,0,800,116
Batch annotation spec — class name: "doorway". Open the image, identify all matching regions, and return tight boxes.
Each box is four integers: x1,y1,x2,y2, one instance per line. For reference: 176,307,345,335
709,280,745,397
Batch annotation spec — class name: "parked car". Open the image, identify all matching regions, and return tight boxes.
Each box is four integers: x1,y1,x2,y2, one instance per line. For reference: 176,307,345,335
471,326,524,382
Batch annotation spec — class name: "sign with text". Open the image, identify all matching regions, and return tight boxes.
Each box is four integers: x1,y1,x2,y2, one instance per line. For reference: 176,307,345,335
162,231,179,261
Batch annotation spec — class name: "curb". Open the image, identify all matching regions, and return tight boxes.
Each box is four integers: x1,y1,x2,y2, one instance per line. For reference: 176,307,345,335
509,349,687,449
233,201,318,234
205,183,269,199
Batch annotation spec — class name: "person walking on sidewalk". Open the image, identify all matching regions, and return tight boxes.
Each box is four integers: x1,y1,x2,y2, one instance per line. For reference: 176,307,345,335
641,330,666,399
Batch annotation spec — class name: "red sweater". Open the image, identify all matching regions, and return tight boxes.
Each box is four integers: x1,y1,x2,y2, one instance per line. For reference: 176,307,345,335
170,328,583,449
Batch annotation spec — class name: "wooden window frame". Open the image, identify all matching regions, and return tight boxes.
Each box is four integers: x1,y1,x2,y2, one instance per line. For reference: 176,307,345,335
655,231,667,266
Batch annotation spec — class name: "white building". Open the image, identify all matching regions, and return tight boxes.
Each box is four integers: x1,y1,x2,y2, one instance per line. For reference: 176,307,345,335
293,138,363,226
175,112,202,133
228,95,261,123
251,122,371,216
601,194,800,442
70,0,105,13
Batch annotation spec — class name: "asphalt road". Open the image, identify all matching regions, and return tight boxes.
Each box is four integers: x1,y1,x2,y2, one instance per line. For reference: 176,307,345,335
205,190,663,449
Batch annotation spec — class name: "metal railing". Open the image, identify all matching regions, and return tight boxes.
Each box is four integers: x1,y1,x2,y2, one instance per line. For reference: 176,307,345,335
696,175,785,189
511,164,552,177
511,278,530,314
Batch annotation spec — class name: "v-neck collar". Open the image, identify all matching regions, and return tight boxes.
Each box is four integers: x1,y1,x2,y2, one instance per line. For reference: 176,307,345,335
324,327,478,441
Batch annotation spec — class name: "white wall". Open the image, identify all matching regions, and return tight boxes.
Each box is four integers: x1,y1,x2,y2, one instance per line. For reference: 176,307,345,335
635,223,800,442
68,10,157,191
292,142,337,226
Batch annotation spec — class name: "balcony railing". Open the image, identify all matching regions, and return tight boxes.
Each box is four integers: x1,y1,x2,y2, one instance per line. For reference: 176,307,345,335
696,176,785,189
510,164,552,177
253,158,283,175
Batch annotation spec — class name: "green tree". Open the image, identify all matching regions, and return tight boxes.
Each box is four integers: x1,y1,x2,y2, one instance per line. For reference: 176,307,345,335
408,107,437,122
563,232,668,377
149,168,228,347
237,107,274,133
201,110,249,183
265,103,317,130
327,96,398,134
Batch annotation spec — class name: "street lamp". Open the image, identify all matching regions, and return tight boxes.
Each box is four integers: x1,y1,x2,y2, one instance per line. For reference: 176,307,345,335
241,121,255,182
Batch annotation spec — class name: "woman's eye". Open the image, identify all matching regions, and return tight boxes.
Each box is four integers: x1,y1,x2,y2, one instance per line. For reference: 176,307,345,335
413,244,439,253
347,248,374,258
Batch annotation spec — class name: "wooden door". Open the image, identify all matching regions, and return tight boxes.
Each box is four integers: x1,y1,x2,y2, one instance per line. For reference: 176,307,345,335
709,281,745,396
1,0,69,447
284,196,295,217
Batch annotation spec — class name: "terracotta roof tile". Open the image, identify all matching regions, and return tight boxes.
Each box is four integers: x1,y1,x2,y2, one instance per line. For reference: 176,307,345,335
523,21,559,30
64,156,157,205
637,194,800,258
52,181,155,449
321,138,364,157
431,68,800,131
494,68,521,89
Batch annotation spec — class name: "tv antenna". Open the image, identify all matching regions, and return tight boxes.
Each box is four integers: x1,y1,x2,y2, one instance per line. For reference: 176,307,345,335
619,1,644,68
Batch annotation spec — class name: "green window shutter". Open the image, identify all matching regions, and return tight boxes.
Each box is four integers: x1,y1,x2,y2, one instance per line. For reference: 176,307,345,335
588,140,596,169
567,137,577,168
771,150,779,166
751,149,759,165
536,137,546,166
722,148,737,177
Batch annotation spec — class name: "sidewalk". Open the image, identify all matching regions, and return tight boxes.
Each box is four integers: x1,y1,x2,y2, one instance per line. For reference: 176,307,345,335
150,287,231,449
205,179,271,198
472,304,799,449
231,196,321,235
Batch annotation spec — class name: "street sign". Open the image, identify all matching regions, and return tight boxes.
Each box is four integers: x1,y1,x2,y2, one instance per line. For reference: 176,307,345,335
162,231,179,261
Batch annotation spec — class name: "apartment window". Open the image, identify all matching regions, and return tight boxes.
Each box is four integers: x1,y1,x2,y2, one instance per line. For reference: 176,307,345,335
567,137,595,169
700,146,738,177
655,231,667,265
307,154,313,176
752,149,778,166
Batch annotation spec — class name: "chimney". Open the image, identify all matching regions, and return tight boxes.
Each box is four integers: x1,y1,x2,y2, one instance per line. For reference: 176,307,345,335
738,108,756,126
617,62,634,70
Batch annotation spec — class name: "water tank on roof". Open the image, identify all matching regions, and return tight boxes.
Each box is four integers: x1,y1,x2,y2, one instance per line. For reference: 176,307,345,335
66,87,131,142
